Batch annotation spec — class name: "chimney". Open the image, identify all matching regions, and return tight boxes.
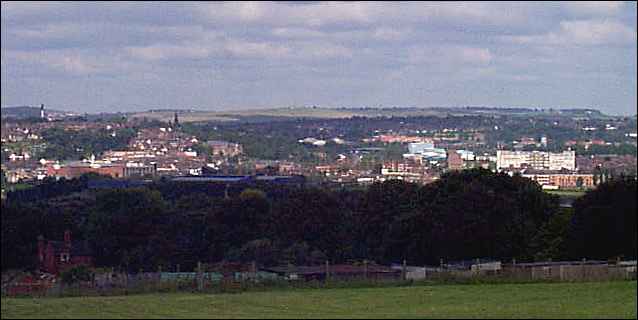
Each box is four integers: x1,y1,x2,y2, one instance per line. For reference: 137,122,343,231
64,230,72,248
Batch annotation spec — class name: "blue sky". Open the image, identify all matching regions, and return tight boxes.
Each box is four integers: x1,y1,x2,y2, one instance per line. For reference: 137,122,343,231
1,1,636,115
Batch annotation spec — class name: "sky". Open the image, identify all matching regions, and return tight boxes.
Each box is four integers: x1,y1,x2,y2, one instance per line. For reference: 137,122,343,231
1,1,637,115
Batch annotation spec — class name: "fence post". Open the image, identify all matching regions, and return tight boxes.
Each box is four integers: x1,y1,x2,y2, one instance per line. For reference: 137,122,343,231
252,261,257,284
423,265,427,281
325,260,330,284
363,260,368,280
124,271,129,295
197,261,203,292
581,258,586,281
559,265,564,281
157,265,162,291
402,260,407,281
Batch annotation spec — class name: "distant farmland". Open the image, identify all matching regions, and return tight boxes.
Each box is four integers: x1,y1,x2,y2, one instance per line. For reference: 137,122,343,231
128,107,478,123
2,281,636,319
126,106,606,124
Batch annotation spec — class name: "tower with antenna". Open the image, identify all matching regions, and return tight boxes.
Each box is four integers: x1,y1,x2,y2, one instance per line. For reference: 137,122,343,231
174,112,180,127
40,104,45,119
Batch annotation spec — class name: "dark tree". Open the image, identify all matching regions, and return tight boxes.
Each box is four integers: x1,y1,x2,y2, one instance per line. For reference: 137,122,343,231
568,176,637,260
87,189,169,272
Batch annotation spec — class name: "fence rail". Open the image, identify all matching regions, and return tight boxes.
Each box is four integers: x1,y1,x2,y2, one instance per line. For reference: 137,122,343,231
3,260,636,298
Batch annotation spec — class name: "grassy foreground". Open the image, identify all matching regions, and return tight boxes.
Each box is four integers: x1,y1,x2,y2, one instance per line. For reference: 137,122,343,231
2,281,636,319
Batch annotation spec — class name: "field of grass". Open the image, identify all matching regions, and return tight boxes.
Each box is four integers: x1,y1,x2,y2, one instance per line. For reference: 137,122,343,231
2,281,636,319
127,107,458,123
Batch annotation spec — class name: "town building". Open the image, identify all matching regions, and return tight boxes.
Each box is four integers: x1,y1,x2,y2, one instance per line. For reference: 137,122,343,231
522,171,595,189
372,135,432,144
408,142,434,154
37,230,93,275
381,160,429,183
206,140,243,157
406,142,447,160
447,150,464,170
496,150,576,171
45,160,156,179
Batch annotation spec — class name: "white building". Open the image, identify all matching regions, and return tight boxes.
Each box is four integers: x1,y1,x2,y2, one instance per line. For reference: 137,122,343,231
497,150,575,171
407,142,446,160
548,151,576,171
408,142,434,154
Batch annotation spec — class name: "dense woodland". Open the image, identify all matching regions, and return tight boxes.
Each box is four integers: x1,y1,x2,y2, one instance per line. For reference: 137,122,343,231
39,127,138,161
2,169,635,272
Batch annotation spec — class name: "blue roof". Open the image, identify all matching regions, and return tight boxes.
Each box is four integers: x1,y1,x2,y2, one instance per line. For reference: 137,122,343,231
172,176,251,183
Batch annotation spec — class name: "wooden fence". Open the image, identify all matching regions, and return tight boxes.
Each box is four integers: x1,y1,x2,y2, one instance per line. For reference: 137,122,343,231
2,260,636,298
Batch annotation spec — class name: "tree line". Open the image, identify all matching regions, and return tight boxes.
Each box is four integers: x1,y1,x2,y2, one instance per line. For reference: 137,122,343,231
1,169,636,272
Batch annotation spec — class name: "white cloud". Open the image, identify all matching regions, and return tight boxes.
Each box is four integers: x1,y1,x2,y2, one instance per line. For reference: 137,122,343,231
558,20,637,45
224,40,291,59
563,1,624,17
505,19,637,46
459,47,493,64
296,42,354,59
407,45,493,66
9,23,79,39
204,2,375,27
271,28,327,39
0,1,55,15
5,50,107,76
372,27,410,41
127,44,213,61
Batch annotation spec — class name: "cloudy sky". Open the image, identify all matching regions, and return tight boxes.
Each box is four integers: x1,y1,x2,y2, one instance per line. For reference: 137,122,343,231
1,1,636,115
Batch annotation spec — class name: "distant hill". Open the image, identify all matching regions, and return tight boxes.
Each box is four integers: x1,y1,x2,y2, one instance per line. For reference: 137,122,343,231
1,106,69,119
2,105,613,123
127,106,613,124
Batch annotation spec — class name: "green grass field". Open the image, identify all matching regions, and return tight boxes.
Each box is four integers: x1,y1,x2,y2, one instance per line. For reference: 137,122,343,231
2,281,636,319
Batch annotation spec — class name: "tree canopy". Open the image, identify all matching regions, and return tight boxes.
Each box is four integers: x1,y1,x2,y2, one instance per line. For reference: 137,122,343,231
2,169,634,272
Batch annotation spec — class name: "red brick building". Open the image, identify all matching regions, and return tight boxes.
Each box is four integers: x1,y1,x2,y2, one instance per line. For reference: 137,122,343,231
37,230,94,275
447,150,464,171
45,161,156,179
522,172,595,189
46,162,125,179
